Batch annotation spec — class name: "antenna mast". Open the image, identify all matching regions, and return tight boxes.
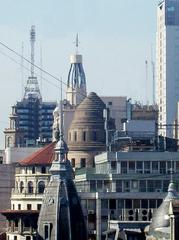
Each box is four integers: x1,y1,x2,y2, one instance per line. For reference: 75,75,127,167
145,60,148,105
30,25,35,77
151,45,155,105
75,34,79,54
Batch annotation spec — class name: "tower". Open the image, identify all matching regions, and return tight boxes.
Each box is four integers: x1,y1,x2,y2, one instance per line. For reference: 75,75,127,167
38,101,87,240
66,35,87,106
24,25,41,100
156,0,179,137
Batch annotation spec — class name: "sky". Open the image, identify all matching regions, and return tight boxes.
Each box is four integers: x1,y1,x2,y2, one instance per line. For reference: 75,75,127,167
0,0,158,148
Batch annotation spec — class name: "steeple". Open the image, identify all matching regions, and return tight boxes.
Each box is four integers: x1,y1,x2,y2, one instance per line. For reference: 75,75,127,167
24,25,41,100
66,34,87,106
38,97,87,240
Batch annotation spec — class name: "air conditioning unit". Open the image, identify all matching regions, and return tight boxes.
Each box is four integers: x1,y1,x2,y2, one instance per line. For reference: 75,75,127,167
123,209,136,221
138,209,153,221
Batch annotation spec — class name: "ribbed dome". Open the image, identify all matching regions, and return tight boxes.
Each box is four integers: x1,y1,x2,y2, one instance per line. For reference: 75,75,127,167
77,92,105,111
68,92,106,153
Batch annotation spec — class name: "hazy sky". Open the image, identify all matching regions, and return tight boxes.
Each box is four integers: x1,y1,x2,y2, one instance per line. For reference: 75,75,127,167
0,0,157,148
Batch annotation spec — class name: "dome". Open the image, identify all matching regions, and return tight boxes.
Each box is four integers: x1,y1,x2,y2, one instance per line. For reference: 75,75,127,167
68,92,106,152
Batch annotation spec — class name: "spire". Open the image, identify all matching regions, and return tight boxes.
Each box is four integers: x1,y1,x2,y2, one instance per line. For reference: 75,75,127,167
23,25,41,100
75,33,79,54
66,35,87,106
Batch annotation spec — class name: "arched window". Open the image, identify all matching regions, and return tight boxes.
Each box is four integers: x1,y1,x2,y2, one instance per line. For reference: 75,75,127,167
38,181,45,194
20,181,24,193
28,181,33,194
41,166,46,174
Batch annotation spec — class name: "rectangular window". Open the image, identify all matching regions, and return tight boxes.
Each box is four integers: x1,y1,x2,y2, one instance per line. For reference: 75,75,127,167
18,204,21,210
152,161,158,173
144,161,150,174
90,180,96,192
71,158,75,167
27,204,32,210
83,131,86,141
129,161,135,173
80,158,86,168
101,199,108,209
121,161,127,173
123,180,130,192
37,204,42,211
116,180,122,192
111,161,116,171
136,161,143,173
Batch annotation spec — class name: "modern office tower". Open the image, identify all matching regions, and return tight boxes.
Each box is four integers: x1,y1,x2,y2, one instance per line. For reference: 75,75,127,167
156,0,179,137
4,26,56,147
66,35,87,106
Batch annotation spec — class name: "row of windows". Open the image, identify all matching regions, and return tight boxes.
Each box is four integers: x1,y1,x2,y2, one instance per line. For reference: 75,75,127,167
71,158,86,168
18,181,45,194
76,179,171,193
12,203,41,211
69,131,97,142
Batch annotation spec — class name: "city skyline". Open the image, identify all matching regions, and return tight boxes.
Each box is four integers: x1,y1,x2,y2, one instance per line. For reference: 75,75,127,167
0,1,157,148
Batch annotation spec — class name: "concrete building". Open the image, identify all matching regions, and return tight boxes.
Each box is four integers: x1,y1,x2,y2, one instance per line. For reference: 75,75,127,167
100,96,127,130
75,151,179,239
156,0,179,137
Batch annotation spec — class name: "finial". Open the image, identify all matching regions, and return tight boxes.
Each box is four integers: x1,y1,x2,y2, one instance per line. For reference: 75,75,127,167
75,34,79,54
170,159,174,183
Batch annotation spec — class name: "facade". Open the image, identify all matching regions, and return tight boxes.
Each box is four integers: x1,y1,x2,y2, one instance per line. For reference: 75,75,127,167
156,0,179,137
67,92,106,168
131,103,158,121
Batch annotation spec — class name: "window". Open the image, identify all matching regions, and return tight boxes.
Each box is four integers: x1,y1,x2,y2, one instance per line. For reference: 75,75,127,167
136,161,143,174
14,236,17,240
83,131,86,141
139,180,146,192
20,181,24,193
126,199,132,209
80,158,86,168
116,180,122,192
97,180,103,191
38,181,45,194
18,204,21,210
74,131,77,141
118,199,124,209
26,236,31,240
144,161,150,174
108,101,112,106
121,161,127,173
32,166,35,174
71,158,75,167
123,180,130,192
41,166,46,174
101,199,108,209
28,181,33,194
90,180,96,192
93,131,97,141
152,161,158,173
37,204,42,211
129,161,135,173
141,199,148,208
109,199,116,209
27,204,32,210
111,161,116,171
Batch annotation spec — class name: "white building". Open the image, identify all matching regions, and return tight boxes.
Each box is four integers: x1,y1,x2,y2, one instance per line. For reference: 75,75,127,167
156,0,179,137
